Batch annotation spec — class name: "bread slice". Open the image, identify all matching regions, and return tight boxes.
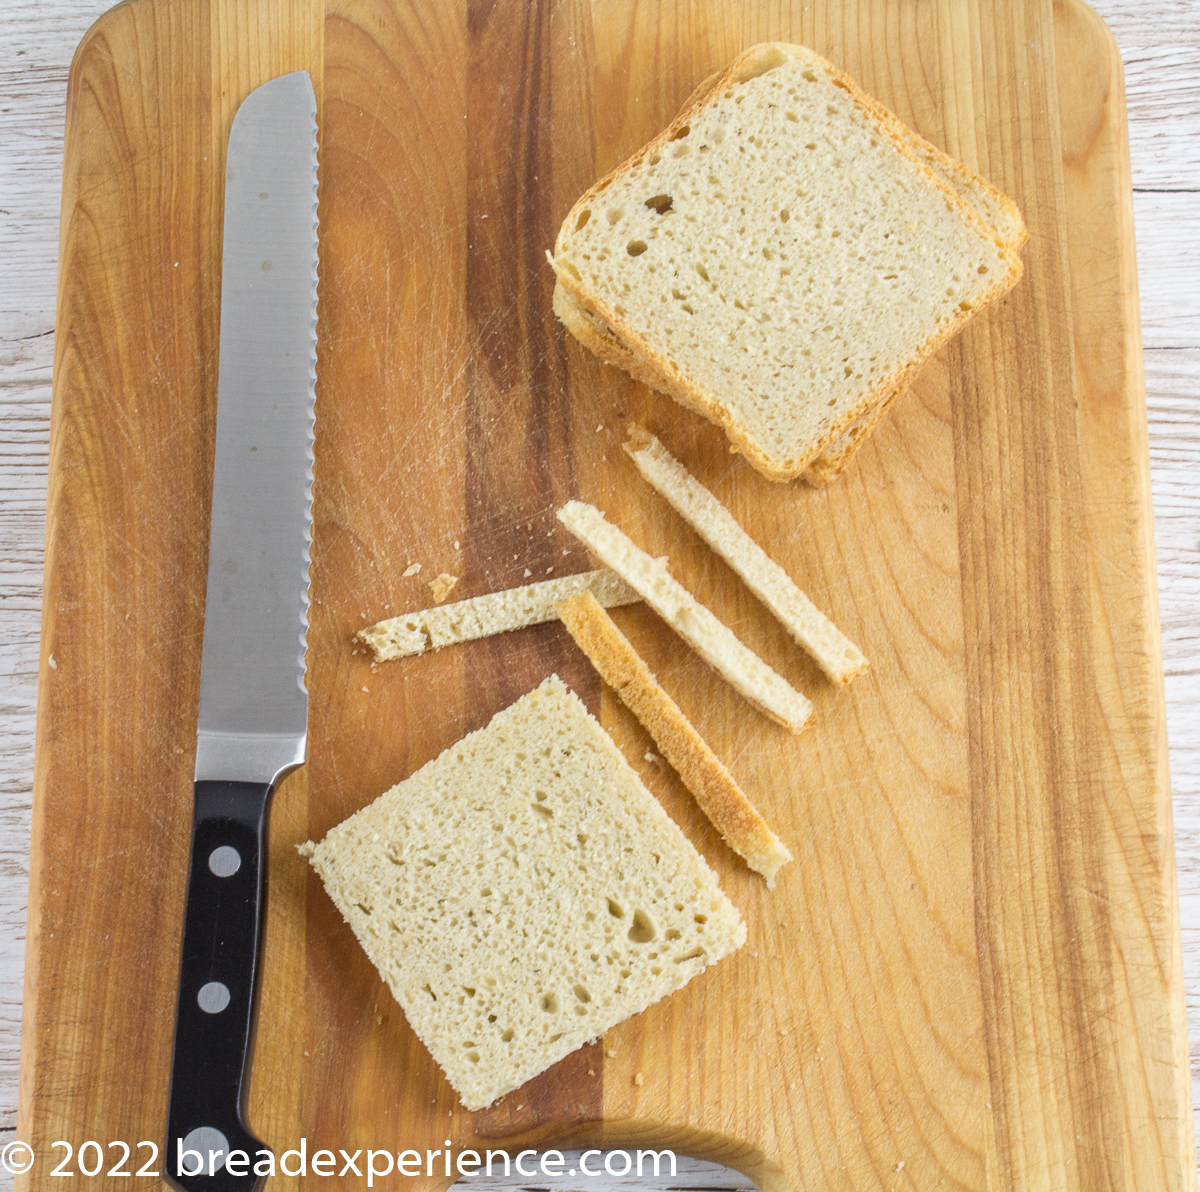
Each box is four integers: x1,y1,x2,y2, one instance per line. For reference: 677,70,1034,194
359,569,639,661
549,41,1024,481
556,64,1027,489
557,500,812,731
557,591,792,884
623,426,867,684
303,675,745,1110
667,67,1029,476
798,124,1029,484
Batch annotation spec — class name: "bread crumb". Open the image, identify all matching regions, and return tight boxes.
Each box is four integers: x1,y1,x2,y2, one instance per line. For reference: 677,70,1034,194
47,654,58,670
606,1049,616,1058
634,1072,644,1086
588,1068,595,1077
523,568,532,578
361,686,369,693
454,540,461,550
430,573,459,603
644,751,664,766
404,563,421,577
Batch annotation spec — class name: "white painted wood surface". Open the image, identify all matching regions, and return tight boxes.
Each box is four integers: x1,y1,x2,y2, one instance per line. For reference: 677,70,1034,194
1,1,1197,1185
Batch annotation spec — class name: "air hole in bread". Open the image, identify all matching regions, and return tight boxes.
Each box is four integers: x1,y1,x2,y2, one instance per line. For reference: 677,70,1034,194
573,983,591,1003
805,141,818,150
695,262,710,281
802,69,818,82
645,193,674,214
467,1051,480,1063
540,993,560,1013
607,898,625,918
575,209,592,231
669,124,691,142
627,240,648,257
501,1029,514,1042
735,46,789,82
780,208,790,222
785,111,798,122
606,207,624,226
671,142,690,158
711,125,726,144
628,909,657,944
675,948,705,964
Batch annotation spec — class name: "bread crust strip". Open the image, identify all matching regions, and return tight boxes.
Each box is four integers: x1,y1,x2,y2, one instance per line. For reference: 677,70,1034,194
557,591,792,885
358,568,639,661
624,425,867,685
557,500,813,732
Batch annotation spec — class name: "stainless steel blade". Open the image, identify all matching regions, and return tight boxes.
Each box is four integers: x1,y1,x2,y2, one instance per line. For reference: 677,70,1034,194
196,71,317,786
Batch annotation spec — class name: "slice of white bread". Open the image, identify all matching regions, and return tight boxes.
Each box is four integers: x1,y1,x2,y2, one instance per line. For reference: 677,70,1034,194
798,124,1029,484
359,569,639,661
557,500,812,731
558,591,792,885
303,675,745,1110
549,42,1024,481
623,426,867,685
586,67,1026,490
555,67,1027,489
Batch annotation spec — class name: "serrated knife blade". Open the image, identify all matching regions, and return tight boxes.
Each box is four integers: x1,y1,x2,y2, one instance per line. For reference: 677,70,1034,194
166,71,318,1192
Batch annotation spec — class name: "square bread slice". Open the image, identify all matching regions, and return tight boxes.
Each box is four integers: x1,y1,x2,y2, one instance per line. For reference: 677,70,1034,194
303,675,745,1110
549,42,1025,482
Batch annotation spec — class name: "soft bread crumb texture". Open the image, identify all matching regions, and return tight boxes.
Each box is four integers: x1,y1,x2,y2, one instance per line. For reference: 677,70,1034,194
359,569,640,661
305,675,745,1110
551,43,1023,480
623,425,867,684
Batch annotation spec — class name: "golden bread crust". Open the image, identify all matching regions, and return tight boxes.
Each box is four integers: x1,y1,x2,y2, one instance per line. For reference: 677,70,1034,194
556,591,792,884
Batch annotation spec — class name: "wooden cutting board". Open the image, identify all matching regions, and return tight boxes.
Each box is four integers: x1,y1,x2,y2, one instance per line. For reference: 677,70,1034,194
21,0,1195,1188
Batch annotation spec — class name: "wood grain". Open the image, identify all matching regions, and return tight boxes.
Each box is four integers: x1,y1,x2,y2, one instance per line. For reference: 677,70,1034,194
17,0,322,1184
10,1,1196,1190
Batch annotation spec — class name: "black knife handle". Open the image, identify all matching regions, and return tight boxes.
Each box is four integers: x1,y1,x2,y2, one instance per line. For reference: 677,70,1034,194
166,781,273,1192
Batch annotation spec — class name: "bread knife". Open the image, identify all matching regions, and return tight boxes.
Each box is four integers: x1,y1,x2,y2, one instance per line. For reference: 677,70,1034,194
165,71,318,1192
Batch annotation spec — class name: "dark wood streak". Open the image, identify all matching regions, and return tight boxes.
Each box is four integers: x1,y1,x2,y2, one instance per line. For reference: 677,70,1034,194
464,0,603,1136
